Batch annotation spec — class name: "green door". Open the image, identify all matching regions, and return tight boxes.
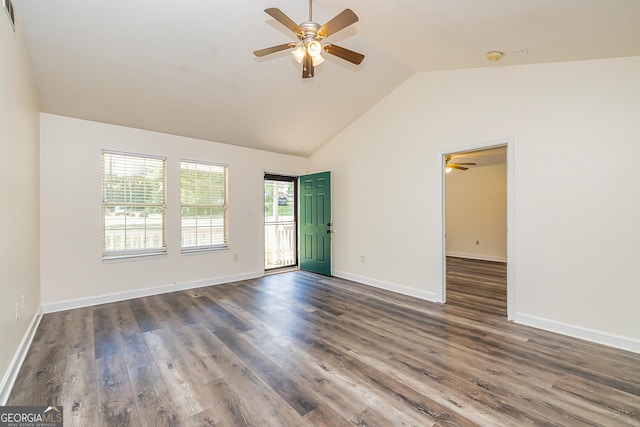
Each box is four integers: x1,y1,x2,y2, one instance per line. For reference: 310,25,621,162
299,172,331,275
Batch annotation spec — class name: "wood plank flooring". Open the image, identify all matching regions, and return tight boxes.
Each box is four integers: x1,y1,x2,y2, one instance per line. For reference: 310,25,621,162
8,258,640,426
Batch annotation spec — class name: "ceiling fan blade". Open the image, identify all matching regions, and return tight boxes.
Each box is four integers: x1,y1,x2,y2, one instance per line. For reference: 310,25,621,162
319,9,359,38
323,44,365,65
253,43,297,57
302,53,314,78
265,8,301,33
450,165,469,171
451,162,477,166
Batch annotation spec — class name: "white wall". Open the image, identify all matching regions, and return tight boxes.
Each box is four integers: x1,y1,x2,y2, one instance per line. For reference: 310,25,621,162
0,14,41,400
446,164,507,262
40,114,308,308
309,56,640,351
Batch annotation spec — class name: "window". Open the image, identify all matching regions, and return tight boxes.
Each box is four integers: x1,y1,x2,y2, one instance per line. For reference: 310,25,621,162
180,160,228,251
102,151,166,258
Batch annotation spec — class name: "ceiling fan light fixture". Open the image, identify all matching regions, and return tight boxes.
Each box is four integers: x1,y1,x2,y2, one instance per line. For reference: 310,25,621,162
291,45,306,63
445,167,452,174
312,54,324,66
307,40,322,57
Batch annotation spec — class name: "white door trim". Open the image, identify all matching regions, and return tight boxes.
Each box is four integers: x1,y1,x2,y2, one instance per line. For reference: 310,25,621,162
439,137,515,320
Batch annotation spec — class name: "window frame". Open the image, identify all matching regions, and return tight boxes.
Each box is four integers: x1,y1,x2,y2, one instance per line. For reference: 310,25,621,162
180,159,229,253
102,150,167,259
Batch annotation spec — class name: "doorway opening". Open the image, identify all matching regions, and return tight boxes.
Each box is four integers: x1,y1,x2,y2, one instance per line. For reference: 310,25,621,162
264,174,298,271
441,140,513,319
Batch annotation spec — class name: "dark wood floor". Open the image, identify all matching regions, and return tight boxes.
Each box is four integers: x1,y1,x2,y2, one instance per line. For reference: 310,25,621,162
446,257,507,317
8,258,640,426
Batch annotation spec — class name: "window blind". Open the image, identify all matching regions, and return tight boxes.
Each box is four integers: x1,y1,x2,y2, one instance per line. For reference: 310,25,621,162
180,160,228,251
102,151,166,258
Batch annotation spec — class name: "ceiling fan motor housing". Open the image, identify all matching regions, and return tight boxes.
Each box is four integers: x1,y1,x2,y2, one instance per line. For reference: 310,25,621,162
299,21,321,42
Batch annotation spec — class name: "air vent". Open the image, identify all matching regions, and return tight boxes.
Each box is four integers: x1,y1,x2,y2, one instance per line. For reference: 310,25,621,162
3,0,15,30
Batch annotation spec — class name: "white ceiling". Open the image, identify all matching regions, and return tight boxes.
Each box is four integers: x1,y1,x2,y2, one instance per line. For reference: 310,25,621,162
15,0,640,156
450,146,507,169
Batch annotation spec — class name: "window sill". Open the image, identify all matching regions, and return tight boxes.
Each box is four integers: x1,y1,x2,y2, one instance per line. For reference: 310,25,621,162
102,251,167,262
181,245,229,255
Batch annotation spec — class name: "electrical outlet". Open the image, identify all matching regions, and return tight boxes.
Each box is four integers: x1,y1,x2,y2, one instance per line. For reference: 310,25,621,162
475,240,480,245
360,255,365,263
233,254,239,261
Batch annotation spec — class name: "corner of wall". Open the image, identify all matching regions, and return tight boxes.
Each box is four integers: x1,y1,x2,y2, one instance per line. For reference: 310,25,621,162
0,310,42,405
0,11,42,404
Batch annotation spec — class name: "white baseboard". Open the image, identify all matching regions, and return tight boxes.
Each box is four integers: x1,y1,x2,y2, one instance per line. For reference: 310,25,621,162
0,309,43,405
334,270,639,354
333,270,438,302
42,271,264,313
512,312,640,354
446,251,507,263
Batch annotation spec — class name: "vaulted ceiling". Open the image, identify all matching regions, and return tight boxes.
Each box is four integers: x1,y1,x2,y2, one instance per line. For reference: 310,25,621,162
15,0,640,156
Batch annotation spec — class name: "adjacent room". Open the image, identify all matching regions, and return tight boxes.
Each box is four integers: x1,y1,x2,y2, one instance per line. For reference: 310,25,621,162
2,0,639,425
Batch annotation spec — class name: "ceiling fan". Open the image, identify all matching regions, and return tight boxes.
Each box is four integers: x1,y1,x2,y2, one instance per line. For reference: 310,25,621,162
253,0,365,79
445,155,477,173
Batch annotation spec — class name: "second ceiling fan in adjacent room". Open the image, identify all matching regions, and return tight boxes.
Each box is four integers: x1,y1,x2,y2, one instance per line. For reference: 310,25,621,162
445,155,477,172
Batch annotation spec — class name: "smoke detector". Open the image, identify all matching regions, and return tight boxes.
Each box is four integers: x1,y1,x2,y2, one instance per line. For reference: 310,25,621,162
511,47,528,56
486,51,503,61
